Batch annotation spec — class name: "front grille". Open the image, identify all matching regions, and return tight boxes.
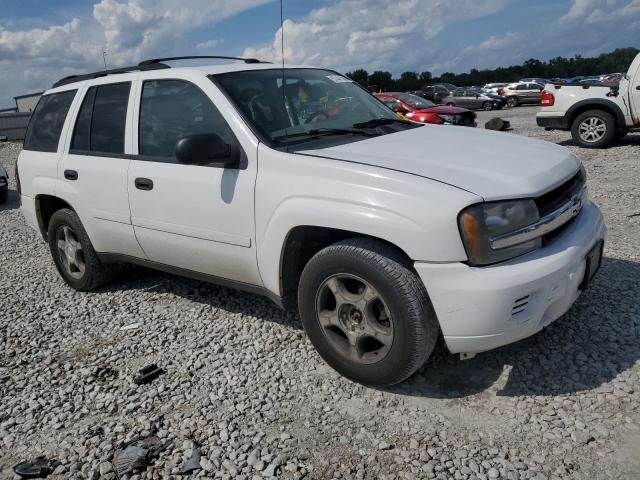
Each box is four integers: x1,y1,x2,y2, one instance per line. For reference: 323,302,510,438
535,168,585,217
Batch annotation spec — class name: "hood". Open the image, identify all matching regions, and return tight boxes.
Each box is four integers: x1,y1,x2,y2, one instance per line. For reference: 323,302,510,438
417,106,470,114
298,126,580,201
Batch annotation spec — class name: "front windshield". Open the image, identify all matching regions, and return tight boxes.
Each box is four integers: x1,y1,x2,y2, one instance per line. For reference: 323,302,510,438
213,69,399,144
394,93,436,109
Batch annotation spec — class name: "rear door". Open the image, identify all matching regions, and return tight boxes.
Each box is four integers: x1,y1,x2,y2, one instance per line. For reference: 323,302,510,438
127,75,261,285
57,79,145,257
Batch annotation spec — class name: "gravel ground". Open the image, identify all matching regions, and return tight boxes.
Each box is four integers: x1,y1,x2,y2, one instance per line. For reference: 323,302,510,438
1,109,639,480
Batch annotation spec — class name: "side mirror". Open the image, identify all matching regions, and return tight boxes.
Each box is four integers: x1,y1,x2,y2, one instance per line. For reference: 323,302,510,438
175,133,241,168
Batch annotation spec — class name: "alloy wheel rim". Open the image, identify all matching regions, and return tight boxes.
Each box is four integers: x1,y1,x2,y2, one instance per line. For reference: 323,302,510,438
578,117,606,143
315,274,394,365
56,225,85,279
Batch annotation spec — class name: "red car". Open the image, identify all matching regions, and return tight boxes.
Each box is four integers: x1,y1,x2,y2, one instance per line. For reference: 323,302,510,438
374,92,476,127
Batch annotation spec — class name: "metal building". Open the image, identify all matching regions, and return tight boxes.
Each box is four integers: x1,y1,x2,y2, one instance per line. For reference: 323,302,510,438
14,92,43,113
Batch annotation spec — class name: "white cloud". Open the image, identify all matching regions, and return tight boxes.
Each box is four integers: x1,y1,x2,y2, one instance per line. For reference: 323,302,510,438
0,0,273,106
244,0,639,77
196,39,221,51
243,0,510,73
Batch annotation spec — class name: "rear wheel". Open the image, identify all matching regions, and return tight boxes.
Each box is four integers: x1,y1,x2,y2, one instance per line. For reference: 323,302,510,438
48,209,115,291
298,238,439,386
506,96,518,108
482,101,493,111
571,110,617,148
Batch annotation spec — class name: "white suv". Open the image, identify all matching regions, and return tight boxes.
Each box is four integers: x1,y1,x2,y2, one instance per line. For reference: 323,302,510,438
17,56,606,386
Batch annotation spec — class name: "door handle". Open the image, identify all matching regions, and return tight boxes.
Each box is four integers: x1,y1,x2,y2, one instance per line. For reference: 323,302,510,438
135,177,154,191
64,170,78,181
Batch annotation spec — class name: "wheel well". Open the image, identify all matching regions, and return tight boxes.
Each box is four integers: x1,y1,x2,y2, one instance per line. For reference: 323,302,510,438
36,195,74,240
279,226,412,311
568,104,620,129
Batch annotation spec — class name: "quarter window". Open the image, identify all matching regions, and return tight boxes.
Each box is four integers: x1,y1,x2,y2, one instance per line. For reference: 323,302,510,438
24,90,77,152
138,79,236,160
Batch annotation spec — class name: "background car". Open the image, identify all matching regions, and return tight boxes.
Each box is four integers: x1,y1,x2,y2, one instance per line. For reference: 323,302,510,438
419,84,450,103
519,78,549,86
442,87,505,110
0,164,8,204
498,82,544,107
483,82,509,93
375,92,476,126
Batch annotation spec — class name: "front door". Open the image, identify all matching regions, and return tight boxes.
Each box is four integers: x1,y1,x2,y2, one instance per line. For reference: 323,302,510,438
127,77,261,285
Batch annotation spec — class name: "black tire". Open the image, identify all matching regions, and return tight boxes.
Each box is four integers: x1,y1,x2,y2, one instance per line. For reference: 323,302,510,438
482,101,493,111
48,208,115,291
571,109,617,148
0,189,7,204
506,96,518,108
298,238,439,386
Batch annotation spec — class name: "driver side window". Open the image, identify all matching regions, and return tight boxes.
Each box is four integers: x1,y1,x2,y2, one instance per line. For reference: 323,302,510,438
138,79,235,160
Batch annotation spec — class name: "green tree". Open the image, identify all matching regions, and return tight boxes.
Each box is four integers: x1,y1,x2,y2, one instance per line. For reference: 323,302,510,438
346,68,369,87
398,71,420,91
369,71,394,92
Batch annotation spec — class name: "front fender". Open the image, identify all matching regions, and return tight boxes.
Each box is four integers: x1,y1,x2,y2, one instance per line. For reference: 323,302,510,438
255,145,481,297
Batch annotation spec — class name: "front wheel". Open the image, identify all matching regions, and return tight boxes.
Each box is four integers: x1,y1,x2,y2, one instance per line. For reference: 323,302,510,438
482,101,493,111
571,110,617,148
298,238,439,386
48,209,115,291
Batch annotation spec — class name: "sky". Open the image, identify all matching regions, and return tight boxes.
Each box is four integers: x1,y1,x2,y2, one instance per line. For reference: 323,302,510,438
0,0,639,107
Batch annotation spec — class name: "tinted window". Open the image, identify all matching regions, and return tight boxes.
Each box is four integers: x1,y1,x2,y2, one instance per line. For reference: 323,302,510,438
139,79,236,159
91,83,130,153
24,90,76,152
70,83,130,154
515,84,528,90
70,88,96,151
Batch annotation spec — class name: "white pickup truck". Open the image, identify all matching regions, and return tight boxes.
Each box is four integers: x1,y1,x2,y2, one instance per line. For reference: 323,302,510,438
537,53,640,148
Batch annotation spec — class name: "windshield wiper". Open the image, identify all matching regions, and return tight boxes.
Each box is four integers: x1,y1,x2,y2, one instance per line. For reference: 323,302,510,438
352,118,412,128
273,128,379,142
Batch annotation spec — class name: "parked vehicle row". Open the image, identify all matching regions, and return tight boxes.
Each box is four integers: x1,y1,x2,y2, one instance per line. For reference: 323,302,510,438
374,92,476,126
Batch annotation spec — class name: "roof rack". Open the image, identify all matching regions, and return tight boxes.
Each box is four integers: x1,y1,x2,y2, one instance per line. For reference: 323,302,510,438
52,55,266,88
139,55,265,66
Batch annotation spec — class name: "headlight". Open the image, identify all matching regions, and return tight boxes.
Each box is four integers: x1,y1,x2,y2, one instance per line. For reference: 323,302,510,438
458,199,541,265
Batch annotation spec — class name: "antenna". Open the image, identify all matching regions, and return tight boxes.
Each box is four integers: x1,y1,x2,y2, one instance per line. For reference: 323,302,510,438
280,0,288,152
102,48,108,71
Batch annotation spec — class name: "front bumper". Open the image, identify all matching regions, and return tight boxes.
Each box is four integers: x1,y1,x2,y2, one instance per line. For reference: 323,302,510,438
415,201,606,355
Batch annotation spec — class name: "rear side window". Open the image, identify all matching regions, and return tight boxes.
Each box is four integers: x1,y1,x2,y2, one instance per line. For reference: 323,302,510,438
71,82,131,154
24,90,76,152
138,79,236,159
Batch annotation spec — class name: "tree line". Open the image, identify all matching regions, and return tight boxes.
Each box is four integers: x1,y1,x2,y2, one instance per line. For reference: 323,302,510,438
346,47,639,91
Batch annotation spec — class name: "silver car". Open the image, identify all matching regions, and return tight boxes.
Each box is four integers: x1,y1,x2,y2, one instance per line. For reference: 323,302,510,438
442,88,505,111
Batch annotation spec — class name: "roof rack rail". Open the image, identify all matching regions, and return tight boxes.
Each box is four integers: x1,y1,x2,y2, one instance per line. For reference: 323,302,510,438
138,55,265,66
52,62,169,88
51,55,266,89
